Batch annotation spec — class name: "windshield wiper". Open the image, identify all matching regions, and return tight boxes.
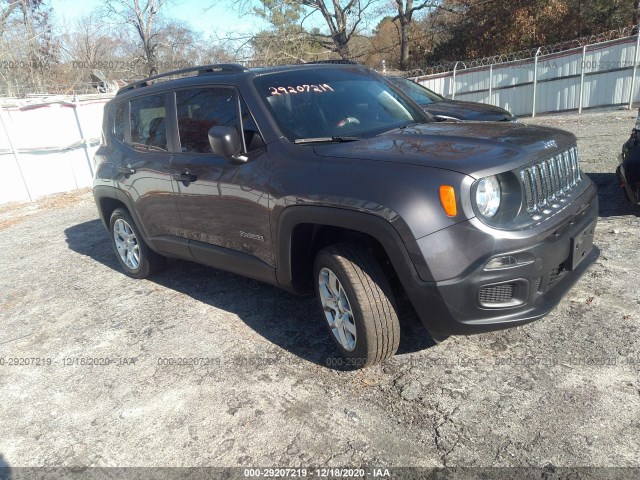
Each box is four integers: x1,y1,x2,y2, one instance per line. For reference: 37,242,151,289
293,136,360,144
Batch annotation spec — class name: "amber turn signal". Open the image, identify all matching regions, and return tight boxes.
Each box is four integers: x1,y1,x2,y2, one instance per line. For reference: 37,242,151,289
439,185,457,217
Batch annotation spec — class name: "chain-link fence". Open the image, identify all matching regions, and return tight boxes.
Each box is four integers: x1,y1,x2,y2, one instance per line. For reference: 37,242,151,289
400,26,639,78
411,28,640,118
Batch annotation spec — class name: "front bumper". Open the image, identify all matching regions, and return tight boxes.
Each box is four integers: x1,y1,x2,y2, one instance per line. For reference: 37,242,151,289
401,180,599,337
618,134,640,204
616,164,639,203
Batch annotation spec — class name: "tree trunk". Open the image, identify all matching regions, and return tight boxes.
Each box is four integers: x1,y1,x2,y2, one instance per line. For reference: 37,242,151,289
396,0,413,71
634,0,640,27
399,20,410,70
334,32,351,59
145,42,157,76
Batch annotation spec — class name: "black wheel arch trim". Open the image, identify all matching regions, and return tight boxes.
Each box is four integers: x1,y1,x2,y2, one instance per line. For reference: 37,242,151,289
275,206,424,293
93,185,150,242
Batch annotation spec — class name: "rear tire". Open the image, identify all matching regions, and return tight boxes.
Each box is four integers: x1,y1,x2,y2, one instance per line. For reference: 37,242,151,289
109,208,164,279
313,243,400,368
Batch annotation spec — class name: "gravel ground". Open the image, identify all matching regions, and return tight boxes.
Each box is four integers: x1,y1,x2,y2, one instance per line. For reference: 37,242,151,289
0,109,639,473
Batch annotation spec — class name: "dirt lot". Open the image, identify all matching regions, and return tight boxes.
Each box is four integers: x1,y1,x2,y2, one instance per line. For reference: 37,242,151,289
0,110,639,473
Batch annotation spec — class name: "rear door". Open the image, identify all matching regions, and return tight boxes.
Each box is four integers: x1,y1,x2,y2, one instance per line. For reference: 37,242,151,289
169,86,273,266
114,93,183,241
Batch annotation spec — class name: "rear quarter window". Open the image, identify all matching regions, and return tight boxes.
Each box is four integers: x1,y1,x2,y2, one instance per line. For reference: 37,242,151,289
113,102,126,143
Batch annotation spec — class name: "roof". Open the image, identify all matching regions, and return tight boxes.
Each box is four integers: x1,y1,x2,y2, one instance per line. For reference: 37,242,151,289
115,62,366,97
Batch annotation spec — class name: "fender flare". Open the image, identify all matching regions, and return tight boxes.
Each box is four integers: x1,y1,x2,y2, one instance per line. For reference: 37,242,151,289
93,185,150,241
275,206,420,291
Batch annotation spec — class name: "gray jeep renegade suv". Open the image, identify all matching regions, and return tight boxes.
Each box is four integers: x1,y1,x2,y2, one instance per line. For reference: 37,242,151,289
93,63,599,368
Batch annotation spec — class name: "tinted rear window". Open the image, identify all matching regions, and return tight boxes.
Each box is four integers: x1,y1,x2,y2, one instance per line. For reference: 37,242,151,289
130,94,167,151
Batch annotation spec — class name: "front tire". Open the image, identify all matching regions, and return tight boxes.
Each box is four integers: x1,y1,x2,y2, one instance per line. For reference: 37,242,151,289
109,208,164,279
314,243,400,368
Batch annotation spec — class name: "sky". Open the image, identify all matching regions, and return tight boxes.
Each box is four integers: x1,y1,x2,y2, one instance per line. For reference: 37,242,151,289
54,0,271,38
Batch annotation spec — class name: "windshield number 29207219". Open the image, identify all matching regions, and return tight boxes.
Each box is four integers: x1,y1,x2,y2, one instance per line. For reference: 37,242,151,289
268,84,334,96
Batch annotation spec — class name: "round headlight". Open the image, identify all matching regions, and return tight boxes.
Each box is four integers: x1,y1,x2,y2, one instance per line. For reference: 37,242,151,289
476,176,501,217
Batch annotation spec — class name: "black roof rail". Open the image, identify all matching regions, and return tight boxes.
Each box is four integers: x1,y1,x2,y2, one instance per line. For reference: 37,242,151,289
117,64,246,95
303,59,360,65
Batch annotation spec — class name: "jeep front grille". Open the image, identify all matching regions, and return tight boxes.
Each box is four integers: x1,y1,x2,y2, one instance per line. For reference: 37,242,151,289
521,147,582,214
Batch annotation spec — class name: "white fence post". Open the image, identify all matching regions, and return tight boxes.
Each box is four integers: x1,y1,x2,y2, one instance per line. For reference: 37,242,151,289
488,64,493,104
629,33,640,109
0,106,33,202
532,48,541,117
451,61,459,99
579,45,587,114
72,97,95,177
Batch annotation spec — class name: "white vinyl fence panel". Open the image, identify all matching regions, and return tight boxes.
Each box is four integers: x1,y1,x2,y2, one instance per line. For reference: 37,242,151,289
0,95,112,205
414,36,640,117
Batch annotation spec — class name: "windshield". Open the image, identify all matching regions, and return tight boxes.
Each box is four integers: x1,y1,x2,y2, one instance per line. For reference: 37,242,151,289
253,67,429,141
388,77,443,104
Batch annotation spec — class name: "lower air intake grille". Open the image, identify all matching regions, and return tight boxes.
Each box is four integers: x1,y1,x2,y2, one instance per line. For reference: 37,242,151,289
479,283,515,305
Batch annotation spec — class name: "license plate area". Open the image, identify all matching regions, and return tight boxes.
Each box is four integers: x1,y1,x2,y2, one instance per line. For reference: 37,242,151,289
567,222,595,271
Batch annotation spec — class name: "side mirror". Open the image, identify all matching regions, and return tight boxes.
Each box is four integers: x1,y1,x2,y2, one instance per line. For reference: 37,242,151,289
208,126,247,163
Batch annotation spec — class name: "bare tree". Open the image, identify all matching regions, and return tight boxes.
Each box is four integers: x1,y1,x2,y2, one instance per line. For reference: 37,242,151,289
393,0,442,69
301,0,377,58
0,0,59,95
156,19,201,65
58,11,127,90
248,0,378,59
103,0,168,76
63,12,117,65
0,1,19,37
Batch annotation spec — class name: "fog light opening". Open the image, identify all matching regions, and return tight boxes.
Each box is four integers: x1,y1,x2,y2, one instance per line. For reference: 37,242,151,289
484,255,519,270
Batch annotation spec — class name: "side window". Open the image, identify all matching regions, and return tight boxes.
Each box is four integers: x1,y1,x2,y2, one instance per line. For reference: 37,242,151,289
130,94,167,152
176,88,239,154
113,102,126,143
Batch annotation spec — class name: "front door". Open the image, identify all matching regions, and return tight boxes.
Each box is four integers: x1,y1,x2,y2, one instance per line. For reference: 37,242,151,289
169,86,273,266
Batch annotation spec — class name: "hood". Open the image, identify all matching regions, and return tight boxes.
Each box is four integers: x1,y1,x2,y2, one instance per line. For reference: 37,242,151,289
424,100,514,122
313,122,576,178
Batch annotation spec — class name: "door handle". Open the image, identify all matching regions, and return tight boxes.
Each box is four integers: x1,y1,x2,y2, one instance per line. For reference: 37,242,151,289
116,166,135,175
172,169,197,185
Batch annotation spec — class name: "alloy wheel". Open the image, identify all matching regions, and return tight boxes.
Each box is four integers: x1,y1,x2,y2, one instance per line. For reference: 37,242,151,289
113,218,140,270
318,267,357,351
